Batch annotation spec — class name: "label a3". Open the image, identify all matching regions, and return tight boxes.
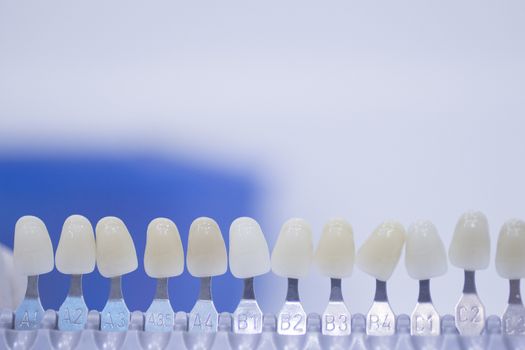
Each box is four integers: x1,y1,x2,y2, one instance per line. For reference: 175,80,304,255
102,311,128,330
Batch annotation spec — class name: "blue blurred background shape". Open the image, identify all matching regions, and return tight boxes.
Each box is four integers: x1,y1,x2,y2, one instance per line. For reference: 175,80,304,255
0,154,260,312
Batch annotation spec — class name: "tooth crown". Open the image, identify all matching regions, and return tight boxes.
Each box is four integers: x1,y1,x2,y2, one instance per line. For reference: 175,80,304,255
496,219,525,279
229,217,271,279
187,217,227,277
55,215,96,275
13,216,54,276
271,218,313,279
144,218,184,278
314,218,355,278
449,211,490,271
96,217,138,278
356,220,405,281
405,220,447,280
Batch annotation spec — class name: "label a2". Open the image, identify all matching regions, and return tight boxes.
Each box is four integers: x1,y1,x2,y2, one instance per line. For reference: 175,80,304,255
60,307,84,325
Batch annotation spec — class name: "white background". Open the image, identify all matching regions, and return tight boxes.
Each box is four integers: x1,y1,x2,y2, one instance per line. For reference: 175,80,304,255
1,1,525,316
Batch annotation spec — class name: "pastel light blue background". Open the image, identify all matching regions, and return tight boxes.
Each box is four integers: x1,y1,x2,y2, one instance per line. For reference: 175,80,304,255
1,0,525,317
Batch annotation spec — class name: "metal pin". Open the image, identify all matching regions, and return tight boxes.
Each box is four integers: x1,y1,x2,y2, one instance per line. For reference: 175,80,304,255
100,276,131,332
366,279,395,336
144,277,174,332
502,279,525,335
188,277,218,332
455,270,485,335
14,275,44,330
410,279,440,335
277,278,307,335
57,274,88,331
232,277,263,334
321,278,351,336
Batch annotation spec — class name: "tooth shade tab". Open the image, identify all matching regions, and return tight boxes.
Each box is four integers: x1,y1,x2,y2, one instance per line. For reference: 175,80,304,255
449,211,490,270
405,220,447,280
496,219,525,279
144,218,184,278
55,215,96,275
271,218,313,279
14,216,54,276
314,218,355,278
229,217,271,279
187,217,227,277
95,217,138,278
356,220,405,281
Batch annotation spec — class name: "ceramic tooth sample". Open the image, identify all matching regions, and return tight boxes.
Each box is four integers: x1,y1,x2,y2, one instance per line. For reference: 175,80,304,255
448,211,490,336
187,217,227,332
271,218,313,335
96,216,138,332
314,219,354,336
13,216,54,330
229,217,271,334
143,218,184,332
496,219,525,335
405,220,447,336
55,215,96,331
356,220,405,336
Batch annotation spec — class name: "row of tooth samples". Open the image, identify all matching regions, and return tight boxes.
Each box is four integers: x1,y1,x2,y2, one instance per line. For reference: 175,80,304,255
11,213,525,338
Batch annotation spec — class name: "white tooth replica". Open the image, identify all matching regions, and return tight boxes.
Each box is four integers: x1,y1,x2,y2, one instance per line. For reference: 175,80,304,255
314,219,354,336
229,217,271,334
187,217,227,332
356,220,405,336
496,219,525,335
13,216,54,330
448,211,490,336
143,218,184,332
96,216,138,332
55,215,96,331
271,218,313,335
405,220,447,336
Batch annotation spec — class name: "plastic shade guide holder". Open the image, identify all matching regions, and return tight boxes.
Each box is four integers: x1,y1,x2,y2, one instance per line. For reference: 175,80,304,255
0,307,524,350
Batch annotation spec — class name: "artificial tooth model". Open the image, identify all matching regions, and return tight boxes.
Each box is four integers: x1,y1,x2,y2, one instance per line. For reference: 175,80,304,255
496,219,525,335
356,220,405,336
186,217,227,332
405,220,447,336
271,218,313,335
13,216,54,330
229,217,271,334
143,218,184,332
96,216,138,332
55,215,96,331
314,219,354,336
448,211,490,336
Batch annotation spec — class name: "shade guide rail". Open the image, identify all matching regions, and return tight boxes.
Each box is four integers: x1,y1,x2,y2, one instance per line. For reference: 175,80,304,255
8,212,525,339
